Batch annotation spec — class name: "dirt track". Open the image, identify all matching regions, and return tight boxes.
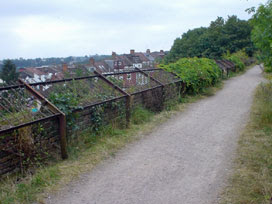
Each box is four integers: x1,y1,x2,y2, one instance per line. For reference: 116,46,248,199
46,66,263,204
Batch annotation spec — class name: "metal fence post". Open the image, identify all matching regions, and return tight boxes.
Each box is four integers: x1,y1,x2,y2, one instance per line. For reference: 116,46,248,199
59,114,68,159
135,68,165,110
18,79,68,159
125,95,132,128
94,71,132,128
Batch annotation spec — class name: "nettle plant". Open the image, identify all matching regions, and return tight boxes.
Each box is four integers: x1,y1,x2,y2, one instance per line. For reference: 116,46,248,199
159,57,221,94
49,91,82,139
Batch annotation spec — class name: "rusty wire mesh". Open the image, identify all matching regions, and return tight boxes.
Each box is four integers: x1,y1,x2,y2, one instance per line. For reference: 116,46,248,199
147,69,180,84
106,71,160,94
0,82,56,132
30,77,125,110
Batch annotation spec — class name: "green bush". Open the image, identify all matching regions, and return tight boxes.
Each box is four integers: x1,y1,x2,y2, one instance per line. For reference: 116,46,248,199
159,58,221,94
224,51,246,71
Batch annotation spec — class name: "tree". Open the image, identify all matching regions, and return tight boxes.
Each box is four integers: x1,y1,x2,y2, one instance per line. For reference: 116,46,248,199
250,0,272,71
0,60,19,84
164,16,253,63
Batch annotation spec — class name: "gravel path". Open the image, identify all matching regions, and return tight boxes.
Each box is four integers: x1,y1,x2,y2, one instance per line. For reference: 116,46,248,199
46,66,263,204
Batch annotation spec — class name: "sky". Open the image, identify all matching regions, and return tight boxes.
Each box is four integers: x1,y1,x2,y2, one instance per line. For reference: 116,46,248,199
0,0,267,60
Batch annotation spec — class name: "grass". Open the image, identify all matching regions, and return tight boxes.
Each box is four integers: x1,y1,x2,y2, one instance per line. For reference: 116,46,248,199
0,66,248,204
220,78,272,204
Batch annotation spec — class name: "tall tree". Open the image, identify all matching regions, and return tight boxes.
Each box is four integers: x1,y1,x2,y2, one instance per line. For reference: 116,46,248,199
250,0,272,70
0,60,19,84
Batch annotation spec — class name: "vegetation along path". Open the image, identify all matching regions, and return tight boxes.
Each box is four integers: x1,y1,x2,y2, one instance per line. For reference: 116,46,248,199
46,66,263,204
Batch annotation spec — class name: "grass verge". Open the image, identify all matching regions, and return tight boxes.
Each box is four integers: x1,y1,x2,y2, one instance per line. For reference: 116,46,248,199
220,78,272,204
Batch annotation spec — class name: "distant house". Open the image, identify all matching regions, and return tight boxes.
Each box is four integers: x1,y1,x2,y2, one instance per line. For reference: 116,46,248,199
149,50,166,63
85,57,113,74
17,48,167,89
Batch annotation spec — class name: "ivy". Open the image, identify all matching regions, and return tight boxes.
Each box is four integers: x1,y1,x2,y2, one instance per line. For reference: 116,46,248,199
159,58,221,94
49,91,82,138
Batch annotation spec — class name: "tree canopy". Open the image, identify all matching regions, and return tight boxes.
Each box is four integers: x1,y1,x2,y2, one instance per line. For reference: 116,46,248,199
250,0,272,70
0,60,19,84
165,15,254,63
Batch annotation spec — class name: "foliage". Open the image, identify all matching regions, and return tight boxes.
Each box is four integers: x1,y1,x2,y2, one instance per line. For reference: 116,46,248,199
249,0,272,72
49,91,80,116
49,90,82,138
0,60,19,84
159,58,221,94
165,16,254,63
223,50,246,71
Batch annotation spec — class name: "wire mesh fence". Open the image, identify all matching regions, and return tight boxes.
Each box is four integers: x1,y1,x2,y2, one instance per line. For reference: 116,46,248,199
0,82,57,133
0,68,183,176
31,76,124,110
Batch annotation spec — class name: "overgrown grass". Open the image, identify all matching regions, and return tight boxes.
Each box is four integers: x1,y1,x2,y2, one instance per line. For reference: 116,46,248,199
220,79,272,204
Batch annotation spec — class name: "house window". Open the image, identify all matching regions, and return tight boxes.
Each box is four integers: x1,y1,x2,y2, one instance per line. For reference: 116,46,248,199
119,76,123,80
118,61,122,65
127,74,131,80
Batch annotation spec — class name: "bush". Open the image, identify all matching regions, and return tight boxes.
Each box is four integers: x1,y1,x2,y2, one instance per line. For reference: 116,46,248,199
224,50,247,71
159,58,221,94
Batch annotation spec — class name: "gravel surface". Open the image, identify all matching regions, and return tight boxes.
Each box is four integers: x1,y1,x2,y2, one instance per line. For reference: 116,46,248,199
46,66,263,204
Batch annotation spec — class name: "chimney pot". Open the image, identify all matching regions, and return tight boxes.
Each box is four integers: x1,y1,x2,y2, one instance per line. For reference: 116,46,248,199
89,57,95,66
62,63,68,72
130,49,135,55
160,50,164,54
146,49,150,54
112,51,117,59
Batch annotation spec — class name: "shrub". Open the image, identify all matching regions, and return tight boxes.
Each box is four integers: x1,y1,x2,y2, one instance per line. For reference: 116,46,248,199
159,58,221,94
224,50,247,71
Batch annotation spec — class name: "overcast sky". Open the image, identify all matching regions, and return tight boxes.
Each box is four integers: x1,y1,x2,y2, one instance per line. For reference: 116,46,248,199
0,0,266,59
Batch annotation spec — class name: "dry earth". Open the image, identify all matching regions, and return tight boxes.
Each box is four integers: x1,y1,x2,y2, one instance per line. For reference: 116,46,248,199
46,66,263,204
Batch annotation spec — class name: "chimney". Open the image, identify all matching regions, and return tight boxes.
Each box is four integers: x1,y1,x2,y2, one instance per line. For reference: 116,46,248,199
62,63,68,72
146,49,151,54
112,51,117,59
130,49,135,55
89,57,95,66
160,50,164,54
